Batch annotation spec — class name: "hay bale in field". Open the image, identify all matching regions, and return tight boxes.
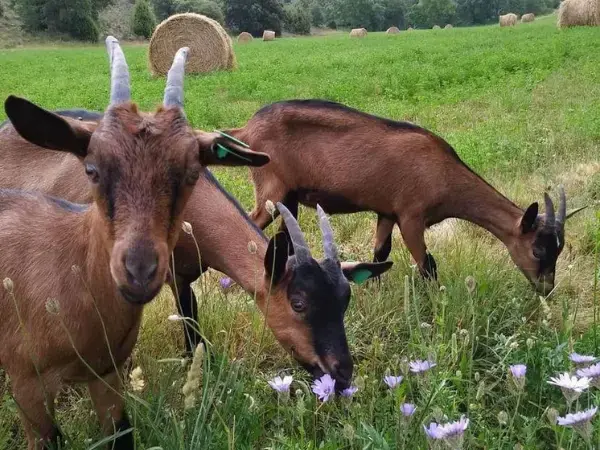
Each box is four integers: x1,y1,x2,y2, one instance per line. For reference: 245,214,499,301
444,24,453,29
407,27,414,31
386,26,400,34
558,0,600,27
499,13,518,27
263,30,275,41
521,13,535,22
238,31,253,43
432,25,441,29
149,13,235,76
350,28,367,37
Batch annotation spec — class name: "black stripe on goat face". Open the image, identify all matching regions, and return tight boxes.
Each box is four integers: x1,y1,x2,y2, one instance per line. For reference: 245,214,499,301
531,220,563,292
287,257,353,389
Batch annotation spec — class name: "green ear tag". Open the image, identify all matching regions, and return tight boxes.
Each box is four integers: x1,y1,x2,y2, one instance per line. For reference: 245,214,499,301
352,269,372,285
215,130,250,148
216,144,229,159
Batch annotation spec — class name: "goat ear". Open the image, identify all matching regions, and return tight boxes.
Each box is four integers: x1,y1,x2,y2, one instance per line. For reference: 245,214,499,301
265,232,290,285
341,261,393,284
520,202,539,234
5,95,90,157
196,132,270,167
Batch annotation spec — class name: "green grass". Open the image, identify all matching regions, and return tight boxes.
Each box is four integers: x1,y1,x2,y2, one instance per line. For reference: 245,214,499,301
2,14,600,449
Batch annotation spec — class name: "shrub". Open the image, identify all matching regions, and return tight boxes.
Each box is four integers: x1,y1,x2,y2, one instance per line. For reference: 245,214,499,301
225,0,284,36
310,4,323,26
284,3,310,34
99,0,135,39
132,0,157,38
173,0,224,24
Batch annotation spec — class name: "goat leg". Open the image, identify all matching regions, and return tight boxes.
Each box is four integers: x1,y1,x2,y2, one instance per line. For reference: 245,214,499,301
88,369,133,450
11,374,59,450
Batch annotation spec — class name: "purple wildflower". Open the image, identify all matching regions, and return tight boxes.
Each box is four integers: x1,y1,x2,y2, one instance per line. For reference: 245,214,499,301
220,277,233,289
384,375,404,388
312,374,336,402
570,352,597,367
340,386,358,397
509,364,527,390
424,416,469,448
576,362,600,388
557,407,597,442
423,422,445,440
268,375,293,393
400,403,416,417
410,359,437,374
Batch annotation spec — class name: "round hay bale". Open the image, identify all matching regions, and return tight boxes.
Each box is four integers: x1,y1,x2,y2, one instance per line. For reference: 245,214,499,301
432,25,441,29
149,13,235,76
238,31,253,43
263,30,275,41
407,27,414,31
499,13,518,27
386,26,400,34
350,28,367,37
444,24,453,29
558,0,600,27
521,13,535,22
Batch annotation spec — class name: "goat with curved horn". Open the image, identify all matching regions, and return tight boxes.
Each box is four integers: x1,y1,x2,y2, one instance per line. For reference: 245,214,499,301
164,47,190,108
317,204,339,261
277,202,311,262
105,36,130,105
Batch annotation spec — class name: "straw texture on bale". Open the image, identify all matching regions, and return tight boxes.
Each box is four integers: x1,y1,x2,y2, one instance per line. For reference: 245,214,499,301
432,24,441,29
350,28,367,37
149,13,235,76
499,13,518,26
521,13,535,22
238,31,253,43
386,26,400,34
444,24,453,28
263,30,275,41
558,0,600,27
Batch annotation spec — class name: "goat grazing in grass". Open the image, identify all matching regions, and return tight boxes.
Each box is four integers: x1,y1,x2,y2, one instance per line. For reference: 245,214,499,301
224,100,587,294
0,38,269,450
0,94,392,397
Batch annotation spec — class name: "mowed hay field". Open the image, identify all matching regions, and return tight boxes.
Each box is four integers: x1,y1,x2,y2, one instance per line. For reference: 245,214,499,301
2,14,600,449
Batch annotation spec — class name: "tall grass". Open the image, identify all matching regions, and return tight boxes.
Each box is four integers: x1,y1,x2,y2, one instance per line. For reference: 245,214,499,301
1,14,600,449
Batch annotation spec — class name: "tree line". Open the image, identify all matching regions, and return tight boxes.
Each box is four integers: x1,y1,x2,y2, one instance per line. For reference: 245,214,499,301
8,0,560,41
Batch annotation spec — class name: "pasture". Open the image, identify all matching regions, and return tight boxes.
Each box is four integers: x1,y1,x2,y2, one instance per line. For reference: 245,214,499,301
1,14,600,448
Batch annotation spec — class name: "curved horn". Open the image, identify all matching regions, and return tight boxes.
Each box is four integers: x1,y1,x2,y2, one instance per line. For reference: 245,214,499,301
164,47,190,108
557,185,566,225
544,192,555,226
276,202,311,263
316,204,339,261
105,36,130,105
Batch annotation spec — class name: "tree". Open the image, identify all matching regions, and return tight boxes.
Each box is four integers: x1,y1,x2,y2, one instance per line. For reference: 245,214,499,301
225,0,284,36
407,0,456,28
284,2,310,33
173,0,224,23
151,0,175,20
132,0,156,37
310,3,323,26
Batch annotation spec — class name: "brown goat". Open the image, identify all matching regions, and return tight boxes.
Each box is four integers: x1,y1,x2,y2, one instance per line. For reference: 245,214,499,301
0,107,392,397
0,38,269,450
224,100,587,294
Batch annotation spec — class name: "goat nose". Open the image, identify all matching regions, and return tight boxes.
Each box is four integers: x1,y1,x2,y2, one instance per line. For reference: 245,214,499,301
124,248,158,287
331,358,354,390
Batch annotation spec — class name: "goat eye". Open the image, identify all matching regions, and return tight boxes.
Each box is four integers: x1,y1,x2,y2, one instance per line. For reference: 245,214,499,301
291,299,306,313
84,164,99,183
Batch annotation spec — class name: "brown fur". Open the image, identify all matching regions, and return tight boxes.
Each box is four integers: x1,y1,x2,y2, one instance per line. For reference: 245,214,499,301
226,100,573,294
0,102,203,449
